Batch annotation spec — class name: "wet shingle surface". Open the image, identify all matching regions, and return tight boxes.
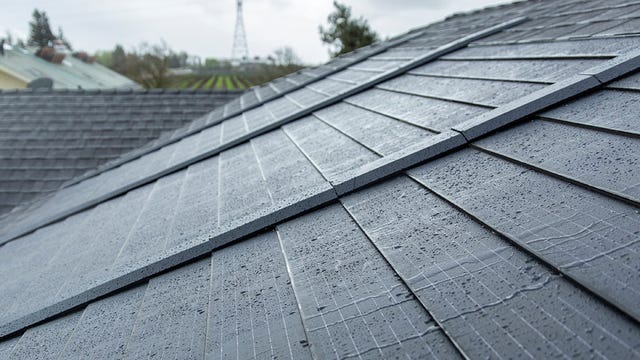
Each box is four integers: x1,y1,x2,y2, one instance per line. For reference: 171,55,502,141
409,149,640,320
1,0,640,358
206,231,311,359
277,204,461,359
343,176,640,359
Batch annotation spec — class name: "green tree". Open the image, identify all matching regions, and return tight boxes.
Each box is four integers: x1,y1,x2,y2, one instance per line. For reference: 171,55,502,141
319,1,378,57
28,9,55,48
112,45,127,73
57,26,72,51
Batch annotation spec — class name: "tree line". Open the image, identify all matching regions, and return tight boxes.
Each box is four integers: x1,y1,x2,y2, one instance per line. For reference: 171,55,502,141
7,2,378,88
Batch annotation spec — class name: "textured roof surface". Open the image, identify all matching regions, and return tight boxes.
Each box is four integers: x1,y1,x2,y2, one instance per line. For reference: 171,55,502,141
0,89,241,215
0,48,138,89
0,0,639,358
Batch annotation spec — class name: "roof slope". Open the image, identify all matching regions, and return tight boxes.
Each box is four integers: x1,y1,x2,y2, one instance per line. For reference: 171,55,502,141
0,89,241,215
0,47,138,89
0,0,639,358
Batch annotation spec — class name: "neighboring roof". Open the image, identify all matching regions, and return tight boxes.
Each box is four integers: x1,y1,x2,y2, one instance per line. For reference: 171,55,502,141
0,47,138,89
0,88,241,215
0,0,640,358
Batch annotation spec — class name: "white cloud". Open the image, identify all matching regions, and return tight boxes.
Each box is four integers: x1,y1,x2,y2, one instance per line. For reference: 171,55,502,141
2,0,511,64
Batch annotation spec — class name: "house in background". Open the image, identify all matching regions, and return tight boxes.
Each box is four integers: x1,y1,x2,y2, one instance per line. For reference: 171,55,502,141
0,44,139,89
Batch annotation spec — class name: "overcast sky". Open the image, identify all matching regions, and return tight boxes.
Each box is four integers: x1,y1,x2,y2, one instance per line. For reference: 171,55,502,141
4,0,511,64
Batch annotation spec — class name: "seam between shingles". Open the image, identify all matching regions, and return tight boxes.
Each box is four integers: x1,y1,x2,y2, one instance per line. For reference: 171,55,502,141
339,201,472,360
311,113,385,157
121,281,151,359
538,115,640,139
280,126,336,189
273,228,317,359
405,71,553,85
304,84,333,98
405,173,640,326
249,140,275,205
202,254,216,360
471,143,640,207
374,85,497,109
267,82,281,95
543,1,640,18
467,35,640,49
442,55,615,61
341,99,441,134
55,306,87,359
324,76,357,85
4,329,24,358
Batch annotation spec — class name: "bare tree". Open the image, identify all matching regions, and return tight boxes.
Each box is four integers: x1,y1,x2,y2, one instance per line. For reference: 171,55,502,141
272,46,301,66
134,42,171,88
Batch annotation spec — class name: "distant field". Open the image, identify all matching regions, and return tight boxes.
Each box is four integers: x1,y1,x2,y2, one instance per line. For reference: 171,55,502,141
170,74,251,90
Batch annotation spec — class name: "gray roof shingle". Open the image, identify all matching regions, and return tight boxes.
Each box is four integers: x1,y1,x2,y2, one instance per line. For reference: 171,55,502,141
0,0,639,358
0,89,241,215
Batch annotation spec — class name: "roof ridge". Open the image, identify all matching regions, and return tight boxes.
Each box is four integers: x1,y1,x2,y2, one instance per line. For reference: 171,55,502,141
0,88,244,95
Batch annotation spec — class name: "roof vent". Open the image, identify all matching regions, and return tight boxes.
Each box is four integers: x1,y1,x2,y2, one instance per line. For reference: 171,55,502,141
27,77,53,89
36,47,66,64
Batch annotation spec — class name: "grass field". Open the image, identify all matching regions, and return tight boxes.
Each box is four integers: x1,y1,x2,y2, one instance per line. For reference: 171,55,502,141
170,74,251,90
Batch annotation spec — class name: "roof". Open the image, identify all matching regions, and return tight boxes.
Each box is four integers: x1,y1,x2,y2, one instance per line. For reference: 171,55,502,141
0,88,241,215
0,0,639,358
0,47,138,89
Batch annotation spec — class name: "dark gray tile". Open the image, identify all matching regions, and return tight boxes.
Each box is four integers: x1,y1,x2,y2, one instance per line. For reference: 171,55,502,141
263,97,302,119
410,148,640,320
243,106,276,132
541,89,640,135
347,88,488,132
596,18,640,36
446,37,640,59
314,102,432,155
220,114,248,143
7,310,82,360
560,19,628,38
112,171,186,267
0,336,19,359
206,231,311,359
306,78,354,95
607,70,640,90
124,258,210,359
59,285,147,359
285,88,328,108
277,204,461,360
413,59,602,83
343,175,640,359
474,119,640,201
164,156,219,250
283,116,379,180
329,69,379,84
379,74,545,106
